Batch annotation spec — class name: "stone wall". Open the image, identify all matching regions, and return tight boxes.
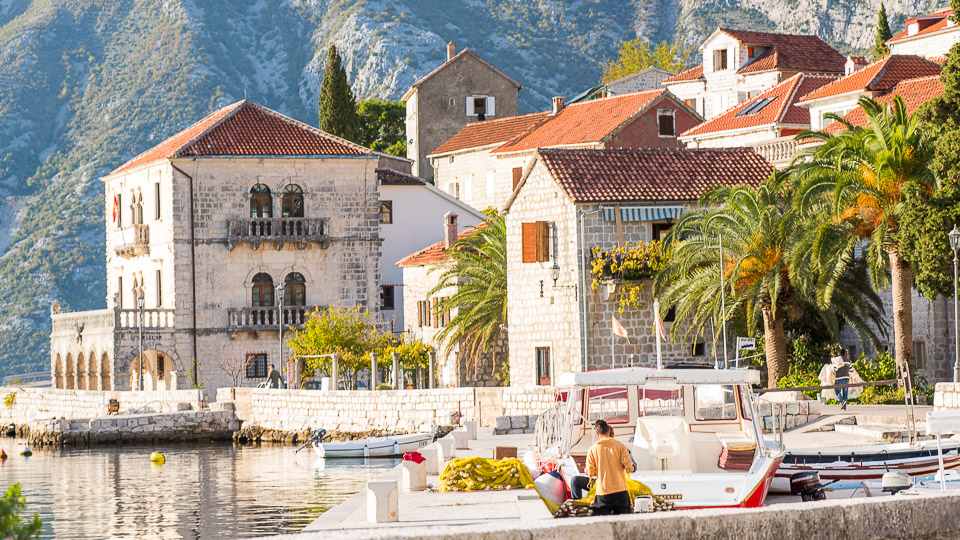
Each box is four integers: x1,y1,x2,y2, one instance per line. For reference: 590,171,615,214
502,386,556,417
934,382,960,410
757,398,822,432
0,387,206,424
28,409,237,446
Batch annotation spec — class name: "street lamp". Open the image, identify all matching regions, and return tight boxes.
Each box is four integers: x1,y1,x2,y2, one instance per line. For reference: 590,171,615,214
276,282,285,388
949,225,960,383
137,291,145,392
550,262,560,286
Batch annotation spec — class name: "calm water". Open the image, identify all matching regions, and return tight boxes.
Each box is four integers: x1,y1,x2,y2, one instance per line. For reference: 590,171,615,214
0,439,395,539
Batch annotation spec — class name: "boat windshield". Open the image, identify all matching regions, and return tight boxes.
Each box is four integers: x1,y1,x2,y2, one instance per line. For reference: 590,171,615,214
695,384,739,421
638,385,683,417
587,387,629,424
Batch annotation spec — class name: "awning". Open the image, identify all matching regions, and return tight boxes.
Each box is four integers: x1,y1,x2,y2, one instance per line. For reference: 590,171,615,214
602,205,683,222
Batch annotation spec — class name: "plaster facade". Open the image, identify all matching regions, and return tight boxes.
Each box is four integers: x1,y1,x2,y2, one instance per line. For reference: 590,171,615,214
606,67,674,95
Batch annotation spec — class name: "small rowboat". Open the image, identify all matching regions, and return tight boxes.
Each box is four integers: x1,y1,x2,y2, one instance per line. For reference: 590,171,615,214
313,432,434,458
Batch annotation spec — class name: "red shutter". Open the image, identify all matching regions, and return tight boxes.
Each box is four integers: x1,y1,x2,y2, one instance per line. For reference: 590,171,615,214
512,167,523,190
521,222,537,263
535,221,550,262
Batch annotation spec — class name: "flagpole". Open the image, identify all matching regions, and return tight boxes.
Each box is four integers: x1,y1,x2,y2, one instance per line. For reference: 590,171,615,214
654,299,663,370
611,315,615,368
719,234,728,370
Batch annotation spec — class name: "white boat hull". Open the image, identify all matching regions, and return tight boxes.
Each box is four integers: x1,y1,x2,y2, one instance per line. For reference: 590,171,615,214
313,433,433,458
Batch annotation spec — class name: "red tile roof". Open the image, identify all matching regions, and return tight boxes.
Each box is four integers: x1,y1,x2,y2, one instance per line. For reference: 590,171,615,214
797,55,942,103
663,64,704,83
402,48,521,101
526,148,772,204
429,112,550,156
681,73,836,139
888,9,956,43
396,223,488,267
823,75,945,134
492,90,673,154
111,101,372,175
718,29,846,74
377,168,425,186
929,55,950,65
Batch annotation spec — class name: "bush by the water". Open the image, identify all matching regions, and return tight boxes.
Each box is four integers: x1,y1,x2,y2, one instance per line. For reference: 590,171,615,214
0,484,42,539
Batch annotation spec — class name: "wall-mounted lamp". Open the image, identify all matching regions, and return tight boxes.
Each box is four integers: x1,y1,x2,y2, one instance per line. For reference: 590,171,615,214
550,262,560,286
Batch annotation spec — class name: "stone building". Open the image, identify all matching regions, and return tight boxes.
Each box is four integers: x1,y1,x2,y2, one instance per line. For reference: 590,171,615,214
501,148,773,386
402,41,521,179
397,215,503,387
605,66,675,95
50,100,398,392
663,28,846,119
887,7,959,57
429,89,702,212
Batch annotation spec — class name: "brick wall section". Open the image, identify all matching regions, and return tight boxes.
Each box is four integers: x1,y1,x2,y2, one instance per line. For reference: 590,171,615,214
934,382,960,410
0,387,206,423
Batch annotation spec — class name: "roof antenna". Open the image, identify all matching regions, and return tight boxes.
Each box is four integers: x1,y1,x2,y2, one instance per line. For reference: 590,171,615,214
244,89,247,100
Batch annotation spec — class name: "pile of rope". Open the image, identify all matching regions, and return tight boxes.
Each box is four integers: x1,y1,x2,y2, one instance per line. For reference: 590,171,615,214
438,457,535,492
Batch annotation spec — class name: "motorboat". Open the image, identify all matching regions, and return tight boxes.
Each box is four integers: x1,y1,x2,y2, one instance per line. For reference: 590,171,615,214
293,428,435,458
532,367,784,509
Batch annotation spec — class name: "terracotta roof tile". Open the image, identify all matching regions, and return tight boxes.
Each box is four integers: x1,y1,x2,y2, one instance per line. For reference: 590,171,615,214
663,64,704,83
797,55,941,103
396,223,488,267
681,74,836,138
535,148,773,203
718,29,846,74
377,168,425,186
492,90,671,154
111,101,370,175
824,75,944,134
888,9,955,43
429,112,550,156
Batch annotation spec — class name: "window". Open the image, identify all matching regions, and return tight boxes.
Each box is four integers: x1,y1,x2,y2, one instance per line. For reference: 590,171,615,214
251,273,275,307
118,276,123,308
747,46,755,57
154,183,161,220
157,354,165,380
379,201,393,224
695,384,738,421
438,297,450,326
116,193,122,226
417,300,430,327
486,172,495,200
466,95,495,118
913,341,926,370
657,109,675,137
132,193,143,225
380,285,395,310
587,387,629,424
713,49,728,71
449,97,456,108
246,353,267,379
685,98,696,108
521,221,550,263
512,167,523,190
284,272,306,306
652,222,673,242
281,184,304,218
738,385,752,420
536,347,552,385
156,269,162,307
735,97,776,117
638,386,683,417
663,306,676,323
692,342,706,357
250,184,272,218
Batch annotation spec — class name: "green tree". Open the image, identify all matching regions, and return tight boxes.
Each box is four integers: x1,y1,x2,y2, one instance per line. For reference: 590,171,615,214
431,217,507,378
0,484,42,540
318,45,360,142
600,40,695,84
793,96,937,374
356,99,406,156
655,171,885,383
873,2,893,59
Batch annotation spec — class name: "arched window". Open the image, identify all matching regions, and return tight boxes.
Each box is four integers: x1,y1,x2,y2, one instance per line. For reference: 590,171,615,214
284,272,306,306
250,184,273,218
251,273,275,307
132,193,144,225
281,184,304,218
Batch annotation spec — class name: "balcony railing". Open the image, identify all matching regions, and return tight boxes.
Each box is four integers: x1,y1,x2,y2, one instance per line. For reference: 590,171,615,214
750,138,798,168
116,309,176,330
114,224,150,257
227,217,330,250
227,305,321,331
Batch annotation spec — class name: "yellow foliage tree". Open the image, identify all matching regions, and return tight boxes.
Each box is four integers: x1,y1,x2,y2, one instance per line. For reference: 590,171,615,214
601,40,695,84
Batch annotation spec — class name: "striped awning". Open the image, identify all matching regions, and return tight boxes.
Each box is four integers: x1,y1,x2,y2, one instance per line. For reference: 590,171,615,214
602,205,683,222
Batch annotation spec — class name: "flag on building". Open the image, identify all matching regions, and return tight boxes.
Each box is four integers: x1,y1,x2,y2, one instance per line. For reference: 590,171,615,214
112,194,119,223
612,316,628,338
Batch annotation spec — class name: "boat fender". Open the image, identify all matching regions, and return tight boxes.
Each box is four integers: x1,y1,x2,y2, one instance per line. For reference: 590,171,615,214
150,452,166,465
19,446,31,457
0,448,6,460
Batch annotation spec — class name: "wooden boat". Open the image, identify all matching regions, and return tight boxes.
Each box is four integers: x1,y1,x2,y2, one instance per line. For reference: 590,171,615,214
532,367,784,509
313,432,434,458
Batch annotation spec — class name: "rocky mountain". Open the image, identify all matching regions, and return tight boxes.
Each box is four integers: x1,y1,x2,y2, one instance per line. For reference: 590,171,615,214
0,0,941,378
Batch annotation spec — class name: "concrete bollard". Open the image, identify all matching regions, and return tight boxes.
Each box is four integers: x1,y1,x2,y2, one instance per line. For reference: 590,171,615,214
451,427,469,450
366,480,399,523
464,420,477,441
438,435,456,467
401,459,427,491
420,444,439,475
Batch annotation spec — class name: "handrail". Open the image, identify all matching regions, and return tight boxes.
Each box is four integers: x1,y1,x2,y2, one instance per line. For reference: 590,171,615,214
756,379,897,394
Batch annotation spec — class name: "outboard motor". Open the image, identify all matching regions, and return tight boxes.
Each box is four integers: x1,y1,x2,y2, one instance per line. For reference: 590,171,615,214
790,471,827,502
881,471,912,494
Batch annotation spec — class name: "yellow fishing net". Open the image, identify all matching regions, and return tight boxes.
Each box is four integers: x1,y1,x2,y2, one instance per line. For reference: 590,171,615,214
538,473,654,515
438,457,536,492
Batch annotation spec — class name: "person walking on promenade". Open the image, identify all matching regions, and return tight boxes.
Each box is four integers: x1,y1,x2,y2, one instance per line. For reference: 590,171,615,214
833,349,851,410
585,419,636,515
265,364,283,389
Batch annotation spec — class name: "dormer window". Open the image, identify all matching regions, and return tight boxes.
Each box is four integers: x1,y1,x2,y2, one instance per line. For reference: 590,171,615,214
713,49,728,71
466,95,495,120
657,109,676,137
748,47,755,57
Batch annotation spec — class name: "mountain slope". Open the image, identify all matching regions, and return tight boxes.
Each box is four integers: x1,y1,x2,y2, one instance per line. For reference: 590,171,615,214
0,0,941,378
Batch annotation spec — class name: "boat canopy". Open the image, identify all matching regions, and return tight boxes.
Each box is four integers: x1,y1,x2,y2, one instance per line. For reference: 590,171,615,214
556,367,760,387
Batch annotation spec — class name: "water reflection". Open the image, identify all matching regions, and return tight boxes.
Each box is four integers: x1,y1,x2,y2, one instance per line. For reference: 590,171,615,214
0,440,394,539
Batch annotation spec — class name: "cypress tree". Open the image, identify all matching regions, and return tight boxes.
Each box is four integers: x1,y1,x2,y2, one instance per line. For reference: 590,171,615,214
318,45,360,142
873,3,893,59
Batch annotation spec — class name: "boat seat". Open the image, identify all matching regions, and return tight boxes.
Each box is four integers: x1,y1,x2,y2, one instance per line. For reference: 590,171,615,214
633,417,695,472
716,432,756,472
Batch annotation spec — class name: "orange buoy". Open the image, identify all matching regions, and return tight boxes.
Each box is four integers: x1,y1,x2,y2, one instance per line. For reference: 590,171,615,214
0,448,6,460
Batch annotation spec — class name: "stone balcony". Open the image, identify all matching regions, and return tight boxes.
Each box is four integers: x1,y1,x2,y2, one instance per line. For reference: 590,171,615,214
227,217,330,250
750,137,798,169
227,305,320,332
114,224,150,257
51,307,176,337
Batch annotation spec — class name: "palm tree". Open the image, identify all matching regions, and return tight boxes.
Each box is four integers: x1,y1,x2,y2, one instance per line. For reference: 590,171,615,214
793,96,936,373
430,216,507,378
655,171,885,383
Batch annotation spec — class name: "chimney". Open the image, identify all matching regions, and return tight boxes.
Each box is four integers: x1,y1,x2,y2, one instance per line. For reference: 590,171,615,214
447,41,456,62
552,96,565,115
444,212,459,249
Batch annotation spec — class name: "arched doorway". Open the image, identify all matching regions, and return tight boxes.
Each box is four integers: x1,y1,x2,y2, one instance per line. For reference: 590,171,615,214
281,184,304,217
76,352,86,390
87,352,98,390
101,353,111,391
129,351,177,391
54,354,63,389
251,273,275,307
250,184,272,218
65,353,75,389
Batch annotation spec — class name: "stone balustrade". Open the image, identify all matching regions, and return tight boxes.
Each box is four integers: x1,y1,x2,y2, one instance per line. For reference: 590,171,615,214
227,217,329,250
51,308,115,334
116,308,176,330
751,137,797,168
114,224,150,257
227,305,320,331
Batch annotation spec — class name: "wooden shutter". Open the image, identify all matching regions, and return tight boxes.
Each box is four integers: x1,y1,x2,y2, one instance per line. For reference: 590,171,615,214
512,167,523,190
431,298,438,328
417,301,423,327
521,222,537,263
535,221,550,262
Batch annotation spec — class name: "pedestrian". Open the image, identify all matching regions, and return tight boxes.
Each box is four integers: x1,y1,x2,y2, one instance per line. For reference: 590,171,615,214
585,419,636,515
832,349,850,410
265,364,283,389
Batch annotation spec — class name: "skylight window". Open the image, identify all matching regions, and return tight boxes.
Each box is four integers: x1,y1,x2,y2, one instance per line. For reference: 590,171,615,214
735,97,776,117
